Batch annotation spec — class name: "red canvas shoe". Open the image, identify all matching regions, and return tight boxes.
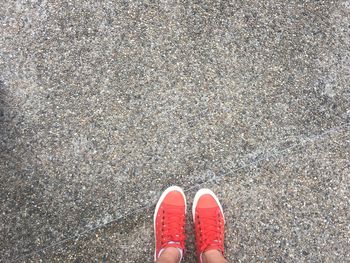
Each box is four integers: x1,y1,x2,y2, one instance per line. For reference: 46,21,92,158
154,186,186,262
192,189,225,263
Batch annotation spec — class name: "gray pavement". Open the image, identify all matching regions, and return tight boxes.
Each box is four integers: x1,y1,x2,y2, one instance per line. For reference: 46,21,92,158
1,0,349,262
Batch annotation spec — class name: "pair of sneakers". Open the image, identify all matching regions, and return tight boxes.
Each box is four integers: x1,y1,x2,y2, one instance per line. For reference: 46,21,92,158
154,186,225,262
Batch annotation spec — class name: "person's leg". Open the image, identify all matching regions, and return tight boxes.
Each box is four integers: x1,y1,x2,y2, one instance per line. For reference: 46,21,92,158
193,189,229,263
156,247,181,263
202,250,228,263
154,186,186,263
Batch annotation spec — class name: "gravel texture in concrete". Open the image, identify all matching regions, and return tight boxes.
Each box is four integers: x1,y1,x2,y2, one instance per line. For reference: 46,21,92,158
1,0,349,262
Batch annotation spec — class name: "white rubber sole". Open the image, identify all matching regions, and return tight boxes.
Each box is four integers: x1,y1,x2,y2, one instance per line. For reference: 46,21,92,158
192,188,225,224
153,186,187,261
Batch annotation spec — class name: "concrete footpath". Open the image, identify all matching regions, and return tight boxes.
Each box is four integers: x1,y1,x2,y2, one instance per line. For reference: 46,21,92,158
1,1,349,262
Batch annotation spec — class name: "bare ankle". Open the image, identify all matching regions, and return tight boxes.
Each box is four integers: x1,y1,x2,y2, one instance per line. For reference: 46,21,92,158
202,249,228,263
156,247,181,263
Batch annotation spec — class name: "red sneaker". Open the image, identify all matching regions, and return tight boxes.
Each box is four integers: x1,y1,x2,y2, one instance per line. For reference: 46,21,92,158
192,189,225,263
154,186,186,262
